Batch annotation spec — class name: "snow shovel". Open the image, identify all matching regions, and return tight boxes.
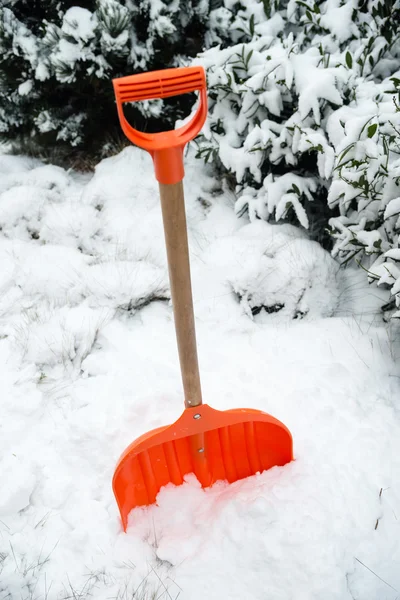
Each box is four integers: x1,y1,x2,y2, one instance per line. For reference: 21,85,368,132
112,66,293,531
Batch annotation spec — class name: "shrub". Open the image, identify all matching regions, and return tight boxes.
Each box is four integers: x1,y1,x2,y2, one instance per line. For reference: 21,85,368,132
0,0,229,159
194,0,400,307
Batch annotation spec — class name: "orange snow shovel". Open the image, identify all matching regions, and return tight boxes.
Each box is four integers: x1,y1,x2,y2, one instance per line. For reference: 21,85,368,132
112,66,293,531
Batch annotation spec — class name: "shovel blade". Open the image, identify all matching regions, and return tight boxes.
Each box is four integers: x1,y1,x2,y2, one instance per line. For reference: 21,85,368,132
113,404,293,531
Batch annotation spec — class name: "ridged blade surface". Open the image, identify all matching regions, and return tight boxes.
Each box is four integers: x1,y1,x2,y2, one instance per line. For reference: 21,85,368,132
113,405,293,530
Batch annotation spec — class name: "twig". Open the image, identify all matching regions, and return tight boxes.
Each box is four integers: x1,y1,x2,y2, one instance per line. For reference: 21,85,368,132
0,519,10,531
34,511,51,529
9,542,19,572
355,557,398,593
149,564,174,600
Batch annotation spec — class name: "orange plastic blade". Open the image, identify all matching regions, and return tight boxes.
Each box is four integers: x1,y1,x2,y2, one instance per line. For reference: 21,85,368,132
112,66,208,185
113,404,293,531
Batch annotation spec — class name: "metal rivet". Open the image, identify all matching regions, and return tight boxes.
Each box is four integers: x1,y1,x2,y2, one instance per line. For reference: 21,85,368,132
198,447,204,453
193,413,201,420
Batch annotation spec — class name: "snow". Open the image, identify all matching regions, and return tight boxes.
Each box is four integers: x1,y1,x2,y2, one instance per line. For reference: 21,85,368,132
1,147,399,600
293,55,344,124
17,80,33,96
318,0,358,44
226,223,341,320
62,7,97,44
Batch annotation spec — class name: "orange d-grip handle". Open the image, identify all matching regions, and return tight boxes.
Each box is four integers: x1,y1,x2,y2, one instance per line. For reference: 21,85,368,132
113,66,208,184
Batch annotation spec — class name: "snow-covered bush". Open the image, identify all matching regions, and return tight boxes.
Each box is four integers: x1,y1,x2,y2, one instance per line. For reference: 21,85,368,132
328,76,400,314
0,0,228,156
194,0,400,307
1,0,400,310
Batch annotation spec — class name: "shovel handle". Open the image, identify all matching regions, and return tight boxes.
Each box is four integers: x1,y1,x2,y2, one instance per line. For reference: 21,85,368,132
113,66,207,184
159,181,202,408
112,67,206,407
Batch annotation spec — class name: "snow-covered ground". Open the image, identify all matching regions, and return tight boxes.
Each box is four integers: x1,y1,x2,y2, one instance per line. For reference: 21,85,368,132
1,147,400,600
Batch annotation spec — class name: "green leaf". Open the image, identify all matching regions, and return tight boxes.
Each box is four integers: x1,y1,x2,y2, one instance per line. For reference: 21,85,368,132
292,184,301,195
367,123,378,138
262,0,271,18
338,143,355,163
249,14,255,37
306,9,312,20
345,51,353,69
245,49,254,69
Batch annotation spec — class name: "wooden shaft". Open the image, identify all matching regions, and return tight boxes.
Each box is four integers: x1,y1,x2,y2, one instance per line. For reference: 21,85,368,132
158,181,202,408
